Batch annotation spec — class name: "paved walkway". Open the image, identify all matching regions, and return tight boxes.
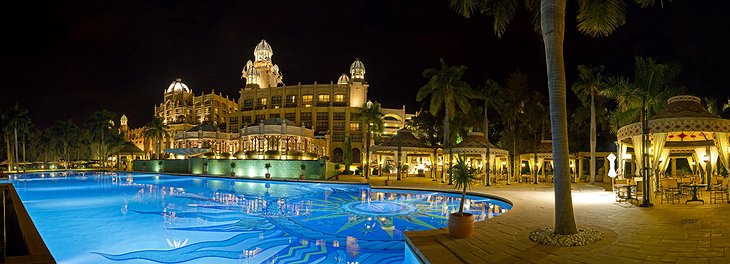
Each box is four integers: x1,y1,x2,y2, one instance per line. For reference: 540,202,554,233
338,174,730,264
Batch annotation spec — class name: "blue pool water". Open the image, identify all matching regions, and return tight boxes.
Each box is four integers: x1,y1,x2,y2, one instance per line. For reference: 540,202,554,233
8,171,511,263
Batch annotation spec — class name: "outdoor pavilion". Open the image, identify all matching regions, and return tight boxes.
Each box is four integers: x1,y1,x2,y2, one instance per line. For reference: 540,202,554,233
451,132,509,185
518,139,580,183
616,95,730,198
370,128,437,180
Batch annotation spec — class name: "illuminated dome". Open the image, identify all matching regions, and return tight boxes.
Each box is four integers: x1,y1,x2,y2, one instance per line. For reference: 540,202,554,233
350,58,365,80
254,39,273,61
120,114,128,126
337,73,350,84
166,78,190,93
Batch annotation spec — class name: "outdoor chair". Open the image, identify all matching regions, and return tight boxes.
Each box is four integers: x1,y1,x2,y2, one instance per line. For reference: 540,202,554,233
710,178,728,204
662,178,682,204
614,179,630,202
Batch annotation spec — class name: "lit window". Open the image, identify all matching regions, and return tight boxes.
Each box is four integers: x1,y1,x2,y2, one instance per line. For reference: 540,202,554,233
318,94,330,102
258,97,267,106
334,94,345,102
350,123,361,131
302,95,313,107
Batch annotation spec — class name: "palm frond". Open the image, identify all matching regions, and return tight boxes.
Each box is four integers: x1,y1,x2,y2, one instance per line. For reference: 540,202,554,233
449,0,479,18
576,0,626,37
480,0,519,37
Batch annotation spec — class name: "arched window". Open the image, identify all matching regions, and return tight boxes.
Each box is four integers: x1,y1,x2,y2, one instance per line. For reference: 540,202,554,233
333,148,343,163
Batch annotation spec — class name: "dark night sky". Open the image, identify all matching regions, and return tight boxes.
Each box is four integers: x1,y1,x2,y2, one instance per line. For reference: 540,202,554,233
2,1,729,129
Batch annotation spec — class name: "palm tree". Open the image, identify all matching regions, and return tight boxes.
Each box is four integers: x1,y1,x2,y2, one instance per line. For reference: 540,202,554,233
343,136,353,174
473,79,503,186
360,101,384,180
449,0,669,235
417,59,474,185
405,110,443,181
143,117,170,160
2,104,30,171
50,120,79,169
497,71,530,185
524,91,547,184
87,110,116,167
571,65,608,184
602,57,681,202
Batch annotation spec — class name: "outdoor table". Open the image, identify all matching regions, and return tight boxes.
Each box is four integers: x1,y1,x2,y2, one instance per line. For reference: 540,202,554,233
614,184,637,203
684,184,708,204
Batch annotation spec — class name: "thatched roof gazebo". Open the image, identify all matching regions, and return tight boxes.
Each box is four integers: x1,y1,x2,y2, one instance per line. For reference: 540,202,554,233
371,129,438,180
452,132,509,183
617,95,730,194
516,139,581,183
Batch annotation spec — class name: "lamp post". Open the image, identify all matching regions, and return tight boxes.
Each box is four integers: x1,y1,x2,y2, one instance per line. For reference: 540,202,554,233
703,153,711,191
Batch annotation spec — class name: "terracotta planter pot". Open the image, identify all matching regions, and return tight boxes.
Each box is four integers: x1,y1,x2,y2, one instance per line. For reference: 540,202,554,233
335,175,340,181
230,172,235,176
448,213,475,238
300,174,305,180
384,180,392,186
265,173,271,179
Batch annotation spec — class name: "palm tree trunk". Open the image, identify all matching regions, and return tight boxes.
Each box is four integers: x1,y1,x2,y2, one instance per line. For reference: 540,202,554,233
485,101,491,186
22,133,26,163
5,133,12,171
590,93,596,184
14,126,19,169
365,129,371,179
511,123,517,185
541,0,577,235
444,105,452,185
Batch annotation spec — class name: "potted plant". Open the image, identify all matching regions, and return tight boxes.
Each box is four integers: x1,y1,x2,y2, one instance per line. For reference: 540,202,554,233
384,163,394,186
230,162,237,176
264,162,272,179
401,164,409,179
449,156,479,238
334,163,342,180
299,163,307,180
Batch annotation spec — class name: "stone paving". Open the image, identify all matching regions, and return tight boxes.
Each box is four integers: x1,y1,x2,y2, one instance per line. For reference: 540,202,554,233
337,174,730,264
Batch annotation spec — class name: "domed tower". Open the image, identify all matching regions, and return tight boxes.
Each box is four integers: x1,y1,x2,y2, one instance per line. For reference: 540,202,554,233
337,73,350,85
242,39,283,88
159,78,193,124
120,114,129,138
350,58,366,80
348,59,368,107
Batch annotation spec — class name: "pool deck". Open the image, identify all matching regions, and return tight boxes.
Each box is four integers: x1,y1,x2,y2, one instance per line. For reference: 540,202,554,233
338,174,730,264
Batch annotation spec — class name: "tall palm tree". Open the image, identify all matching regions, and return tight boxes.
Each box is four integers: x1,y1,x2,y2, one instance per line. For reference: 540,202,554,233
87,110,116,167
2,104,30,171
360,101,384,180
602,57,681,201
571,65,607,184
50,120,79,169
524,91,547,184
449,0,669,235
498,71,530,185
417,59,474,185
405,110,443,181
473,79,503,186
143,117,170,160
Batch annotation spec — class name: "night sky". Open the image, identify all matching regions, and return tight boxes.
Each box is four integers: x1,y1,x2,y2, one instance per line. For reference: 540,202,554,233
2,1,729,129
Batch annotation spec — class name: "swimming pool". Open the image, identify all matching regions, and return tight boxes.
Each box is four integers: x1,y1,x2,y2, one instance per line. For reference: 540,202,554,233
8,171,511,263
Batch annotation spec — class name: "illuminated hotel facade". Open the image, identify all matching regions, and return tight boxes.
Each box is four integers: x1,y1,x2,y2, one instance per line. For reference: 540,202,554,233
227,40,410,163
127,40,410,163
